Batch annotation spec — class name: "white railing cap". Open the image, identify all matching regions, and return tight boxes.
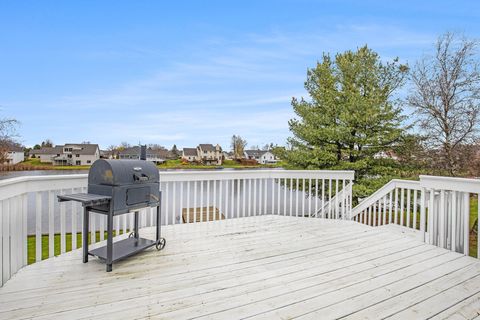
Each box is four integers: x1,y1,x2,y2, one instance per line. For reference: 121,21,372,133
420,175,480,194
0,170,355,200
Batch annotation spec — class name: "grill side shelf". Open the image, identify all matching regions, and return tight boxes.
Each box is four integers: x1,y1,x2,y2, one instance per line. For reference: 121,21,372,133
57,193,111,206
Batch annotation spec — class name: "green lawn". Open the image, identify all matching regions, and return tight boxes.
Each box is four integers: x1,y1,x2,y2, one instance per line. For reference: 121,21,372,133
21,158,90,170
157,159,284,170
19,158,283,171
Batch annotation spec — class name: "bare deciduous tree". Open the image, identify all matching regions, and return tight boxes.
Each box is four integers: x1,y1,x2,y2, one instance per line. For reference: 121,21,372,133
0,117,19,163
408,32,480,175
231,135,247,160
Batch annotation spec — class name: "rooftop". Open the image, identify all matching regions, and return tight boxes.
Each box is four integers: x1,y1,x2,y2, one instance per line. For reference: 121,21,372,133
183,147,198,156
1,215,479,319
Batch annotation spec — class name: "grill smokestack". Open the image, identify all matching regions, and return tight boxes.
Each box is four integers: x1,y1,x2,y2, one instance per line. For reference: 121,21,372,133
140,145,147,160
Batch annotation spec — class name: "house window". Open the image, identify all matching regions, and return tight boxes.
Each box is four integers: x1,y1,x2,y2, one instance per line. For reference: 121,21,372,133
76,154,80,157
76,160,81,165
87,160,91,164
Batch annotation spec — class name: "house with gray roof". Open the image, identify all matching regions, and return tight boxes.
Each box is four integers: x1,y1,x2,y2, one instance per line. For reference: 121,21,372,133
182,144,223,165
244,149,278,164
118,146,169,164
3,145,24,165
29,143,100,166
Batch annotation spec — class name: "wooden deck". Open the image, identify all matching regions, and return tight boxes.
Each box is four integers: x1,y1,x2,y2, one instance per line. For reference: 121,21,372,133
1,215,480,319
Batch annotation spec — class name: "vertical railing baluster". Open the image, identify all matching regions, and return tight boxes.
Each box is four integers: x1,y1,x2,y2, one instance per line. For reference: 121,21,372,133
243,179,247,218
322,179,325,218
388,190,393,223
10,198,17,274
296,179,299,217
238,179,241,218
232,179,235,218
420,188,426,241
200,180,204,223
451,191,457,252
383,195,387,225
206,180,210,221
335,179,339,219
22,194,28,266
48,191,55,257
193,181,197,223
248,179,252,217
308,179,312,216
284,178,287,217
253,179,256,216
328,179,332,219
186,181,190,224
302,178,306,217
213,180,216,220
289,178,293,216
394,188,399,225
413,190,418,230
60,190,67,253
400,188,404,226
225,179,229,218
218,180,222,219
173,181,177,224
264,178,267,215
439,190,446,248
35,193,42,262
271,178,275,215
406,189,411,228
72,189,78,249
277,178,281,216
428,189,435,245
180,181,184,223
463,192,470,256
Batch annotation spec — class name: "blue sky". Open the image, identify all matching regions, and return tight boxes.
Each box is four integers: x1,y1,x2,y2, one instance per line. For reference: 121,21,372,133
1,1,479,149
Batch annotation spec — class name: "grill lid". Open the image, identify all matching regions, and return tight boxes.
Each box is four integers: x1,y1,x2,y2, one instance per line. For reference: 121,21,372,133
88,159,159,186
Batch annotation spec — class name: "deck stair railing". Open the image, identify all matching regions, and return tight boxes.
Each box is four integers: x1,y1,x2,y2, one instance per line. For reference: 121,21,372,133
310,181,352,219
351,175,480,259
0,169,354,287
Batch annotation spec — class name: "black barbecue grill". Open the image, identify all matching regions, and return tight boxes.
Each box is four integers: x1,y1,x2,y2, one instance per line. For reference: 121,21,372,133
58,158,166,272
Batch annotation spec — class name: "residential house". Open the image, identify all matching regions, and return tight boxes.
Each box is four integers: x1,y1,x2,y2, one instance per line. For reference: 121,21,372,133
3,146,24,165
118,146,168,164
223,151,234,160
197,144,223,165
182,148,199,162
29,143,100,166
244,150,278,164
182,144,223,165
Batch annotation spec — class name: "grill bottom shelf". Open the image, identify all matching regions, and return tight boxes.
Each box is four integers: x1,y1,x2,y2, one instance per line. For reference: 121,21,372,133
89,237,157,263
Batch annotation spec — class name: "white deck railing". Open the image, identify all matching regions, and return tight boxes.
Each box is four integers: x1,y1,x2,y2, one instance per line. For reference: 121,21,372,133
352,175,480,259
0,169,354,287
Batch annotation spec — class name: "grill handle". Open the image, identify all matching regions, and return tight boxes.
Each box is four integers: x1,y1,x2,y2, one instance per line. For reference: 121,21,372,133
133,173,149,182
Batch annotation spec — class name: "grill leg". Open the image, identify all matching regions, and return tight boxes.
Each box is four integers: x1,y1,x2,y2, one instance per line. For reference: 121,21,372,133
106,210,113,272
134,211,139,239
83,206,89,263
156,205,161,241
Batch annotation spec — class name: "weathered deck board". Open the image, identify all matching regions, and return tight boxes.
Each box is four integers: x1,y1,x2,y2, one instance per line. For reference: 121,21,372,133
0,215,479,320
